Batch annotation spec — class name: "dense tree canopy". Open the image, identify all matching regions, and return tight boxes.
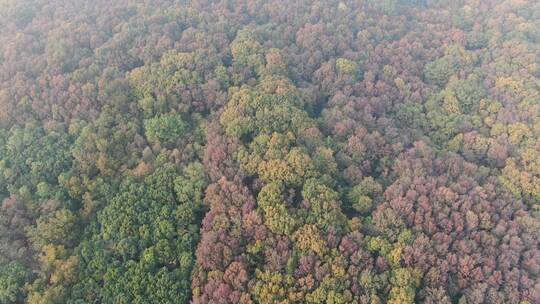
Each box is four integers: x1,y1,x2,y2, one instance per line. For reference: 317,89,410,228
0,0,538,303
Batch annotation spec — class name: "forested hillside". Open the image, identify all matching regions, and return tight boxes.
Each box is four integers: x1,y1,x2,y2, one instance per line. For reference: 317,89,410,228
0,0,539,303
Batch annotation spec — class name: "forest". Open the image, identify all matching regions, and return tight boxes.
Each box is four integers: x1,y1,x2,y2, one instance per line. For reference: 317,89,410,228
0,0,538,303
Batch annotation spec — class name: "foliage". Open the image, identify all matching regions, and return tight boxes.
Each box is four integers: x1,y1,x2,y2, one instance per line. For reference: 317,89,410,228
0,0,538,303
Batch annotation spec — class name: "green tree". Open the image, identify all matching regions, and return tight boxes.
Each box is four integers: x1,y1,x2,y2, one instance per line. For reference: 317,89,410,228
347,177,382,213
144,113,187,145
